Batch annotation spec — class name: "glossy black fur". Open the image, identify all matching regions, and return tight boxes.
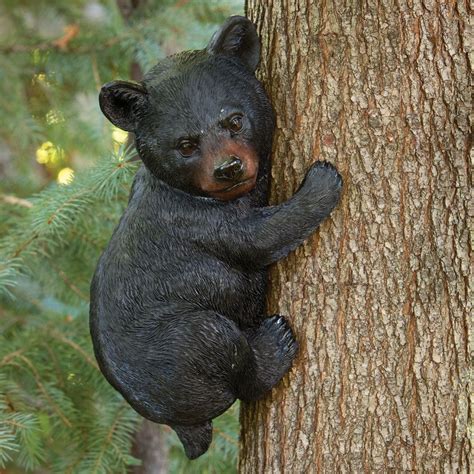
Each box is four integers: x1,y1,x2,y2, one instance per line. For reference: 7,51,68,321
90,16,342,459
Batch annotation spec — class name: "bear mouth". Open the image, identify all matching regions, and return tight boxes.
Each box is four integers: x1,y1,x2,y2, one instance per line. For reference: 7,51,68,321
207,175,257,200
220,177,256,193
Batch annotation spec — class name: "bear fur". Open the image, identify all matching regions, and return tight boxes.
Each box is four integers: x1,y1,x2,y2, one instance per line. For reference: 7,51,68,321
90,16,342,459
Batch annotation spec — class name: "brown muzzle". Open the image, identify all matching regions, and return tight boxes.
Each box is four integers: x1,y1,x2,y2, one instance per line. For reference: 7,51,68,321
195,137,259,201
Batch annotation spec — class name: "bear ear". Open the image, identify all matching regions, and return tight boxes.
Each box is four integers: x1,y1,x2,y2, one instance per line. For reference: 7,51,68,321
99,80,147,132
206,16,260,72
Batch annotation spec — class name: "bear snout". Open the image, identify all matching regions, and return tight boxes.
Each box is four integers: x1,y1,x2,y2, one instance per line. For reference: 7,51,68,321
195,137,259,200
213,157,244,181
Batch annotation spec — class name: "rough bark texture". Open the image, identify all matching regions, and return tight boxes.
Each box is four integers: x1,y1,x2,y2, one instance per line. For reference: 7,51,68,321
240,1,471,472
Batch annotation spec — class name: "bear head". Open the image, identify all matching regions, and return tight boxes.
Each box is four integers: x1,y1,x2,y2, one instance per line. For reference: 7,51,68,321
99,16,274,201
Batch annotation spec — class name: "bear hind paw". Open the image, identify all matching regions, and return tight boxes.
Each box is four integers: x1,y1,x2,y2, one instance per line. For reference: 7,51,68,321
171,421,213,459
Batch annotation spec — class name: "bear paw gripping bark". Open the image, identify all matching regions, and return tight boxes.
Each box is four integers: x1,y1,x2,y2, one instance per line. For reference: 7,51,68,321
90,16,343,459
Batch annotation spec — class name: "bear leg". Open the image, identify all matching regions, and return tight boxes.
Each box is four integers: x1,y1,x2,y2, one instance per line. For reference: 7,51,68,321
171,421,213,460
235,315,298,401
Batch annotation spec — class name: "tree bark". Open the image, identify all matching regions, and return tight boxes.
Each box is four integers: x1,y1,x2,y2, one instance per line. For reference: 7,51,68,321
240,1,470,472
130,421,168,474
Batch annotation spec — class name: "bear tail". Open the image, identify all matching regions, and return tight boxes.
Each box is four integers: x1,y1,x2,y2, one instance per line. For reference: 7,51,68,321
171,421,213,459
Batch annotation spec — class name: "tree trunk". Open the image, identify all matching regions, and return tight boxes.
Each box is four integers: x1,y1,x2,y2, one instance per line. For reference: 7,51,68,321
240,1,470,472
130,421,168,474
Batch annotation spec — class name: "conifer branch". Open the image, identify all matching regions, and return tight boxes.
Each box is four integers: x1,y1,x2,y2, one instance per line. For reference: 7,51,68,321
49,331,98,370
0,37,121,55
0,195,33,208
47,261,89,301
1,350,24,366
4,419,28,430
42,344,64,388
91,403,128,474
11,234,39,259
213,426,238,447
10,354,72,428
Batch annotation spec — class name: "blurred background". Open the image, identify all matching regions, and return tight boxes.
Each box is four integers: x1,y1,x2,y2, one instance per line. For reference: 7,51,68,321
0,1,243,472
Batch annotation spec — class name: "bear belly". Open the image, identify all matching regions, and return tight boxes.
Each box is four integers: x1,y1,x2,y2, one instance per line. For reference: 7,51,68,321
156,254,267,327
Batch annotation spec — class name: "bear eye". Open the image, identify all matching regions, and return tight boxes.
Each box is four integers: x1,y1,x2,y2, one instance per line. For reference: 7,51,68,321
177,140,197,157
227,114,243,133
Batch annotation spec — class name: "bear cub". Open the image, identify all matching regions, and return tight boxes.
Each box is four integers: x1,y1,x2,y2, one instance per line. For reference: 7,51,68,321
90,16,342,459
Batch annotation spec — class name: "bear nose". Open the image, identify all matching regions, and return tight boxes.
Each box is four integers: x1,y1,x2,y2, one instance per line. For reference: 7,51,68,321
214,157,244,181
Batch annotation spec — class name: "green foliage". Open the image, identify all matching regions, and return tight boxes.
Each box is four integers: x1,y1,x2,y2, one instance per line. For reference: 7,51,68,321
0,0,243,472
0,148,141,473
0,0,243,195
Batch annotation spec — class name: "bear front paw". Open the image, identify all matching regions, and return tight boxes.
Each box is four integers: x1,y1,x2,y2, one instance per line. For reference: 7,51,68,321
300,160,343,208
305,160,343,189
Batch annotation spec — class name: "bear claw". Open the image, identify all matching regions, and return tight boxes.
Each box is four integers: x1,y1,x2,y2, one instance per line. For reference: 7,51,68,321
260,314,299,359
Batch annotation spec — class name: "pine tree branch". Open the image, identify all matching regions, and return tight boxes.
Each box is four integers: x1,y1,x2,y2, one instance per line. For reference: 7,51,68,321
0,37,121,55
43,343,65,389
0,195,33,208
91,402,128,474
11,234,39,259
47,261,89,301
213,427,238,447
175,0,191,8
1,350,24,366
49,330,98,370
17,354,72,428
9,171,120,259
4,419,29,430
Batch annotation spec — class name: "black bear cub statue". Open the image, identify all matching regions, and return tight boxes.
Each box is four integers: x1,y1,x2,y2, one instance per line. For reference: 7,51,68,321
90,16,342,459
